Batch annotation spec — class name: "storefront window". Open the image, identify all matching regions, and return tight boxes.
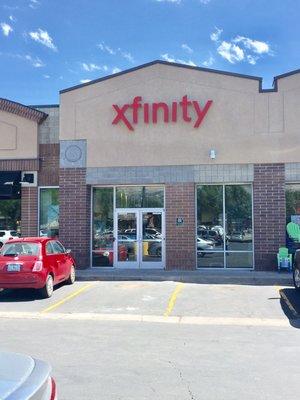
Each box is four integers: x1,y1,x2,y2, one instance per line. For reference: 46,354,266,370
0,199,21,234
92,187,114,267
116,186,164,208
39,188,59,238
197,184,253,268
285,184,300,250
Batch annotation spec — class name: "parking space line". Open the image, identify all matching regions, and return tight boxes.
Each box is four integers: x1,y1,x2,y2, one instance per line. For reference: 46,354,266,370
164,283,184,317
41,283,94,314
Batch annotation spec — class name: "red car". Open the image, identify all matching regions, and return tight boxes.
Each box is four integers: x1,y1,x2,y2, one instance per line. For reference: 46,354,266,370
0,237,76,298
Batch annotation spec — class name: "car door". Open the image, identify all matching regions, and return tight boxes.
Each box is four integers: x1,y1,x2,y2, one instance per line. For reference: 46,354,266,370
51,240,69,280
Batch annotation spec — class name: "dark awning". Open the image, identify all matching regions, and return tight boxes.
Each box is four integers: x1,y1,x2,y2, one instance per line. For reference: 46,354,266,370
0,172,21,199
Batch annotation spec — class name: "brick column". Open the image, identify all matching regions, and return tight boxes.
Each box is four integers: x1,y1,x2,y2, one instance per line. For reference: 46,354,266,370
253,164,286,271
21,186,38,237
59,168,90,268
165,183,196,270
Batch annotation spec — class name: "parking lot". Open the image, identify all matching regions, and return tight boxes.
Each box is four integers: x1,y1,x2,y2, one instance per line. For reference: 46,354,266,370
1,280,300,400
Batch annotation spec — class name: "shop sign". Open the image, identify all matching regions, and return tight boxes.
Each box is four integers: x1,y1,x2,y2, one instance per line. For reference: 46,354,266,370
112,95,213,131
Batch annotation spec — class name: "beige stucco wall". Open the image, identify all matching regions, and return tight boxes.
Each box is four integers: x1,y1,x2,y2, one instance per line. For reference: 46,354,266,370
0,110,38,159
60,63,300,167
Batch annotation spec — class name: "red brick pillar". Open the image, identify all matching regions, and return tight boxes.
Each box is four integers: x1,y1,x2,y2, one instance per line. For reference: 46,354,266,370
253,164,286,271
165,183,196,270
21,186,38,237
59,168,90,268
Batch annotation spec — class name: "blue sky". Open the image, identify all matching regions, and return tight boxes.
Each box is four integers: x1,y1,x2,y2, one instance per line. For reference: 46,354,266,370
0,0,299,105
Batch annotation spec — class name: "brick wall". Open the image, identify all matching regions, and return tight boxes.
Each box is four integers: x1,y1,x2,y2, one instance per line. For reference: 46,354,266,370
38,143,59,186
21,186,38,236
59,168,90,267
253,163,286,271
165,183,196,270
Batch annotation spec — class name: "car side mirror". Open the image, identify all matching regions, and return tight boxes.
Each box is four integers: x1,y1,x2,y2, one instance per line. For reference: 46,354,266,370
65,249,72,254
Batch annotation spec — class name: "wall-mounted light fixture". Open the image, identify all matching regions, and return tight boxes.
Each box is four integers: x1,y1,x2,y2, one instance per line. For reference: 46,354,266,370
209,149,216,159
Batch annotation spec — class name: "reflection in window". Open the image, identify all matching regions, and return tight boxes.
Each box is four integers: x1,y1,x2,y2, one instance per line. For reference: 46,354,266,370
285,184,300,250
116,186,164,208
0,199,21,233
39,188,59,238
92,188,114,267
225,185,253,252
197,184,253,268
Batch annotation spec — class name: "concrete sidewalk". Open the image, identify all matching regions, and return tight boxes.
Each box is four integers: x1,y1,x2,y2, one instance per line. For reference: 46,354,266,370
76,268,293,286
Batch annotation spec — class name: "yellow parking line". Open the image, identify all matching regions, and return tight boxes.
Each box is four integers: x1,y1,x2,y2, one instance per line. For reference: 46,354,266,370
41,283,94,314
164,283,184,317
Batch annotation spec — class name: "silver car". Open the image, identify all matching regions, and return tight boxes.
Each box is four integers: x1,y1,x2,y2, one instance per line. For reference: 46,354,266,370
0,352,56,399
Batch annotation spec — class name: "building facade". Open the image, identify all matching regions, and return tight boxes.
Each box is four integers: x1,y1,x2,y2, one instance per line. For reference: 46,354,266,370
1,60,300,271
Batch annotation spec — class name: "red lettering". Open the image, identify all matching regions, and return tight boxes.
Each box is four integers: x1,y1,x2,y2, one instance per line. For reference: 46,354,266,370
152,102,169,123
171,102,177,122
144,103,149,123
193,100,213,128
132,96,142,124
180,95,192,122
112,104,133,131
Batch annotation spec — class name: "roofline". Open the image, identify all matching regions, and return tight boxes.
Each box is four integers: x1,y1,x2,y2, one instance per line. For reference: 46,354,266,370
60,59,264,94
0,98,48,123
274,68,300,82
30,104,59,109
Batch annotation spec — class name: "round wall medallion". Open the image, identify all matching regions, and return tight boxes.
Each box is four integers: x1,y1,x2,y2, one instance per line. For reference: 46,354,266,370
65,145,82,163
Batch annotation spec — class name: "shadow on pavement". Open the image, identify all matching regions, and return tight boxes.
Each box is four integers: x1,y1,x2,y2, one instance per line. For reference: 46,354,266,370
279,288,300,328
0,282,65,303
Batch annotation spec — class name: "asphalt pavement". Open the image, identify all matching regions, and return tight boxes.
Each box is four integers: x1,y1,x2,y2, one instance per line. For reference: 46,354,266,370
1,280,300,399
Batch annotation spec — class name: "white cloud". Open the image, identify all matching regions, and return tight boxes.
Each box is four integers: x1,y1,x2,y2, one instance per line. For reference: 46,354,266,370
25,54,45,67
233,36,270,55
121,51,134,63
202,55,215,67
97,41,116,55
161,53,196,66
81,62,101,72
181,43,193,54
199,0,211,3
210,27,222,42
9,15,16,22
155,0,182,3
43,74,50,78
29,0,40,9
112,67,121,74
80,79,91,83
29,29,57,51
217,41,244,64
1,22,13,36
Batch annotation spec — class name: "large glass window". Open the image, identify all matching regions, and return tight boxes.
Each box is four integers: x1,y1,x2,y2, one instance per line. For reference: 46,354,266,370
92,188,114,267
197,184,253,268
39,188,59,238
0,199,21,234
116,186,164,208
285,184,300,251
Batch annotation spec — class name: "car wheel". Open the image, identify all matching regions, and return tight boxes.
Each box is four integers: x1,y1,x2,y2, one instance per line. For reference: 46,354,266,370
39,275,54,298
293,265,300,291
66,265,76,285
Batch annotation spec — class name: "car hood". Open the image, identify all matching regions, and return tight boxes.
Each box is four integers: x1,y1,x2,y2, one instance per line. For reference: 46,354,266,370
0,352,51,399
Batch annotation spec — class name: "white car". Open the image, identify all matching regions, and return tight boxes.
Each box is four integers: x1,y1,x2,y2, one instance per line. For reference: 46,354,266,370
197,237,214,250
0,230,19,248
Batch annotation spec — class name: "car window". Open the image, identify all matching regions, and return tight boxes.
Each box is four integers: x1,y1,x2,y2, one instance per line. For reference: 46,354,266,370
2,242,39,256
10,231,18,237
51,241,65,254
46,242,54,255
0,232,5,237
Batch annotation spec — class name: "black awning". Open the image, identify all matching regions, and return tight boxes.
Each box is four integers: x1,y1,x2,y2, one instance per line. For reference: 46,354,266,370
0,172,21,199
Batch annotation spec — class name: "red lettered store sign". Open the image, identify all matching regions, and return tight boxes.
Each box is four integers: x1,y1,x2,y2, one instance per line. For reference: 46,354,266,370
112,95,213,132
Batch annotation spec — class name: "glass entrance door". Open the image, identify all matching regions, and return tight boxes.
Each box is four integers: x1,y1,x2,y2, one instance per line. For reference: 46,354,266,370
115,209,164,269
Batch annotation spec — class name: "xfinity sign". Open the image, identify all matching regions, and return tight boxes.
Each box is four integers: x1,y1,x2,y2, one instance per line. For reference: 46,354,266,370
112,95,213,131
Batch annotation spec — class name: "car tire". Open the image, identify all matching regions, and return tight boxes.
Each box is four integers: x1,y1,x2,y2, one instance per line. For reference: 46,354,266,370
293,265,300,291
39,275,54,298
66,265,76,285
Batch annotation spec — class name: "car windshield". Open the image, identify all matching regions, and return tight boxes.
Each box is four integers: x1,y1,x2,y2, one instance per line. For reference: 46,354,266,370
1,242,40,256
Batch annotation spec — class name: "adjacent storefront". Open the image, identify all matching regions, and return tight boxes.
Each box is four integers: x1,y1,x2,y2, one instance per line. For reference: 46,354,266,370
1,60,300,270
